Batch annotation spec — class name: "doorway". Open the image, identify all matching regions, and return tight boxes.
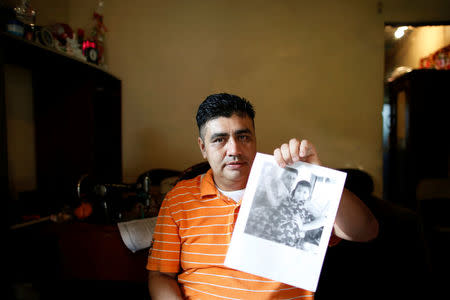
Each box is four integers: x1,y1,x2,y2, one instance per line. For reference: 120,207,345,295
382,24,450,201
382,24,450,296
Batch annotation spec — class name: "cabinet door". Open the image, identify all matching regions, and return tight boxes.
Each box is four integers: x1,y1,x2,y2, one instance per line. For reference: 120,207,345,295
33,68,122,212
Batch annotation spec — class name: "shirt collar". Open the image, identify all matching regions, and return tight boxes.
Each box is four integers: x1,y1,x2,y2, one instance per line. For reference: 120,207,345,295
200,169,244,204
200,169,219,198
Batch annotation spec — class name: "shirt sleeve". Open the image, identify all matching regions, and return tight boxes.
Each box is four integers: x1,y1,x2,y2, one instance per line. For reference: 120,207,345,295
146,193,181,273
328,228,342,246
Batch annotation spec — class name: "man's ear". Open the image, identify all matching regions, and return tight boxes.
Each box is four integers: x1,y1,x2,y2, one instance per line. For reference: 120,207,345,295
198,137,207,159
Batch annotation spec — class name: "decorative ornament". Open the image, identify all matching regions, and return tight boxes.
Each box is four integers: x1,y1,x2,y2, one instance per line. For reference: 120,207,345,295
74,202,93,220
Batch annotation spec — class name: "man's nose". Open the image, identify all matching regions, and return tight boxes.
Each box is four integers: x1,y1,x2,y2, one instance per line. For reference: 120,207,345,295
226,137,241,156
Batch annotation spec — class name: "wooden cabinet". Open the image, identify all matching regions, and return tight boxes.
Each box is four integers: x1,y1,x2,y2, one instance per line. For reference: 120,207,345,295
1,32,122,218
386,69,450,210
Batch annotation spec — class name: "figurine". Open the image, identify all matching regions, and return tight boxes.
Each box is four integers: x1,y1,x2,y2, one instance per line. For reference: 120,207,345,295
88,0,108,65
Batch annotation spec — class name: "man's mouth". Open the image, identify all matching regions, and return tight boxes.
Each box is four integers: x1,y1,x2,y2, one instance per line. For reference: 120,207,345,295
225,161,247,169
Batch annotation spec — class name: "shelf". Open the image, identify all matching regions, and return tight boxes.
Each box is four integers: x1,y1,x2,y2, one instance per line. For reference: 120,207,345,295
2,30,122,216
0,32,119,81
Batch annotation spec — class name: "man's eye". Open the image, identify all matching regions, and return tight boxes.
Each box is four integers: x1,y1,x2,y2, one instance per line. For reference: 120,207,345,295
238,135,250,141
213,138,224,143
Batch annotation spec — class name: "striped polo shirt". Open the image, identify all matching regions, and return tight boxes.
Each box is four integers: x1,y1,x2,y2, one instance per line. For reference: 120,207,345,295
147,169,318,299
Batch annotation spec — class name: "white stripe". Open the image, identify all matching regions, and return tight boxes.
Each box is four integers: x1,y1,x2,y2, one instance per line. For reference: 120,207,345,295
180,222,234,230
169,184,199,193
163,192,202,205
179,278,299,293
156,215,172,218
161,196,222,210
184,242,229,246
150,257,179,262
169,190,199,198
183,232,231,238
200,197,221,202
183,285,240,300
157,223,234,232
181,260,223,266
155,223,177,227
160,200,197,210
183,251,225,257
154,240,180,244
175,213,234,222
172,205,233,215
153,231,179,236
151,248,179,253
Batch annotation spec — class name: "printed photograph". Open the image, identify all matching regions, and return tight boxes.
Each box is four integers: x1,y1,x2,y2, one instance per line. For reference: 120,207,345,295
245,162,333,252
225,152,347,291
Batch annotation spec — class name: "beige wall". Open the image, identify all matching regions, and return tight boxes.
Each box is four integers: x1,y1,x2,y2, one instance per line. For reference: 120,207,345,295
23,0,450,198
32,0,69,25
106,0,386,197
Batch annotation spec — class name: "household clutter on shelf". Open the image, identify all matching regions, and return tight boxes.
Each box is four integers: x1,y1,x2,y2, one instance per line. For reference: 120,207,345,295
420,43,450,70
1,0,108,66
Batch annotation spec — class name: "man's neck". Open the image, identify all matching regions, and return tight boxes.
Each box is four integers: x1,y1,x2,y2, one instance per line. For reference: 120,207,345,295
216,186,245,202
214,179,247,191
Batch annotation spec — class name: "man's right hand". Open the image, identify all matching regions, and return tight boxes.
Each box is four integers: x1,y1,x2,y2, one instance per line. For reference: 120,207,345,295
273,138,321,168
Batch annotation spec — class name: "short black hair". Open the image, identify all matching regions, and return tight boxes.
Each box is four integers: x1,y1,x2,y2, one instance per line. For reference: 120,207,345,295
196,93,255,138
295,180,312,189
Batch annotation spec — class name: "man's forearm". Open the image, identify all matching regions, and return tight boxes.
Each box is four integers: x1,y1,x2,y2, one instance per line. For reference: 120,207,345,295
148,271,183,300
333,188,379,242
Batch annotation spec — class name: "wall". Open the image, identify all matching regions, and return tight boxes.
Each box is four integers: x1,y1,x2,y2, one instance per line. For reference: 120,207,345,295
22,0,450,198
32,0,69,25
105,0,386,197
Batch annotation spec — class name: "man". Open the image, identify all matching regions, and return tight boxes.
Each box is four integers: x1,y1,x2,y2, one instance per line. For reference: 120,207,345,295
147,93,379,299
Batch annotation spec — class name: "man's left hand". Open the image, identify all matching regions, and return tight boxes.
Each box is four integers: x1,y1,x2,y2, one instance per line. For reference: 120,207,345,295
273,138,321,167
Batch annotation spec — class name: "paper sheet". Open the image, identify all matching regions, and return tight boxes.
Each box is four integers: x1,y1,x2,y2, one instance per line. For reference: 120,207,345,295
224,153,347,292
117,217,158,253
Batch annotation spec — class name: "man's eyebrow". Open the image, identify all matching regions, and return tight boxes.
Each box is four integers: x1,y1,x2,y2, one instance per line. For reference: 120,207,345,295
210,132,229,141
235,129,252,135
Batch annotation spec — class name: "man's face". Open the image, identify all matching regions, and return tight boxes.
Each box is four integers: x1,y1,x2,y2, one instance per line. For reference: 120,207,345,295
198,114,257,191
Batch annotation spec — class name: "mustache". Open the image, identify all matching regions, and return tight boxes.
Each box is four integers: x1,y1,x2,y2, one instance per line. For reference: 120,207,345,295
224,157,247,164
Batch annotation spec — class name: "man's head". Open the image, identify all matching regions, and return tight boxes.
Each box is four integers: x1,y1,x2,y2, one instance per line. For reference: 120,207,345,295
196,93,257,191
196,93,255,140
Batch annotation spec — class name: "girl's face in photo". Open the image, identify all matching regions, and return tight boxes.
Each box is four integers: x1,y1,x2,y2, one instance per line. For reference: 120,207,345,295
293,185,311,202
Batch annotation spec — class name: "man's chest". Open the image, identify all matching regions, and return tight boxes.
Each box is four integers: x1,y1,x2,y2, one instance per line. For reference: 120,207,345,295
173,198,240,268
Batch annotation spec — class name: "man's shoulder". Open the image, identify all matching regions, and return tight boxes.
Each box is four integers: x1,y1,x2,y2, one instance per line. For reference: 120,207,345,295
164,173,204,201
